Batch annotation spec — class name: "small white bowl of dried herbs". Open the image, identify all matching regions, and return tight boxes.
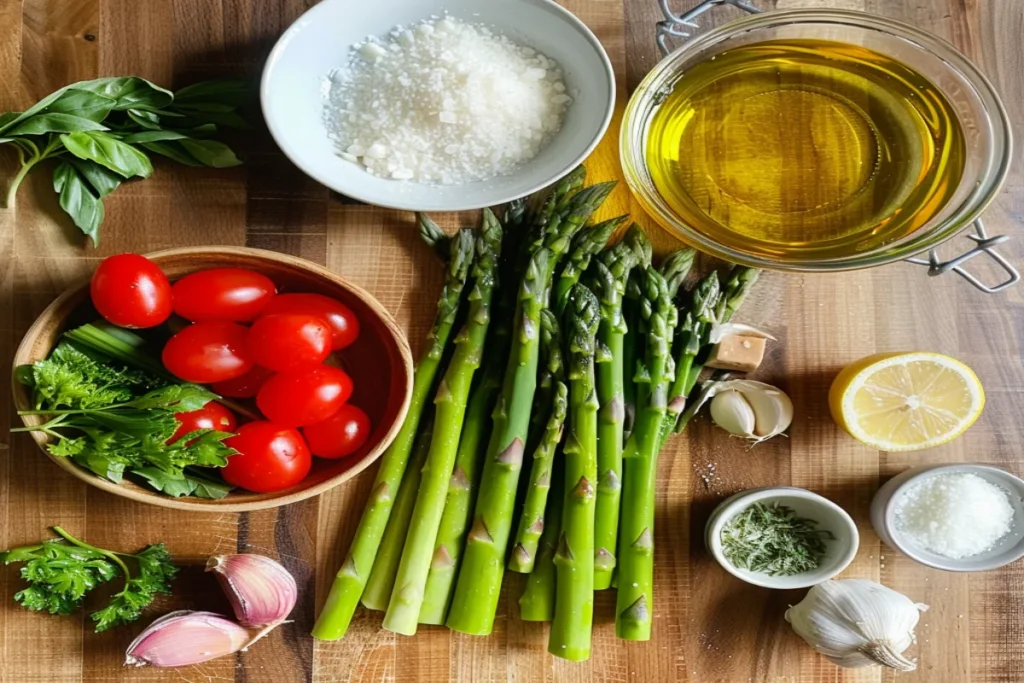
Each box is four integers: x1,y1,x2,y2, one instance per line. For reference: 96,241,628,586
705,487,860,590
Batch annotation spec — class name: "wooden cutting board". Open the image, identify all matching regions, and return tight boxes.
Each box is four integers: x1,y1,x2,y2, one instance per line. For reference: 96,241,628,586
1,0,1023,682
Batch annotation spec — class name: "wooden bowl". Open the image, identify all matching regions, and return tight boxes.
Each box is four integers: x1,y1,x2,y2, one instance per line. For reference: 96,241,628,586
11,246,413,512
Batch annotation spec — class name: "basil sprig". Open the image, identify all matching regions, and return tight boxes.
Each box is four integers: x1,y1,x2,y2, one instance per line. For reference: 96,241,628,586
0,76,247,245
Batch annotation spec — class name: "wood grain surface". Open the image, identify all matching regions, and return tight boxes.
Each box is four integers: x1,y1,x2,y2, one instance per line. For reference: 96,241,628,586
1,1,1023,682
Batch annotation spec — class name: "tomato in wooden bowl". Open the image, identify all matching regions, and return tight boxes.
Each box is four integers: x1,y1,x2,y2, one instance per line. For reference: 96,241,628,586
11,246,413,512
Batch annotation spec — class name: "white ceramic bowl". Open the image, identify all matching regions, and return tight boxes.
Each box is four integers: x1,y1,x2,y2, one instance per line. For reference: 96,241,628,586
261,0,615,211
705,487,860,589
870,464,1024,572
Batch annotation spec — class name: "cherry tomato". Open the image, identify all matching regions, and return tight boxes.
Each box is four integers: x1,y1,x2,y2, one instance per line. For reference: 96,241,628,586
256,365,353,427
171,268,277,323
247,314,331,373
222,421,311,493
261,293,360,350
169,402,238,444
211,365,276,399
90,253,172,328
302,404,372,459
162,321,253,384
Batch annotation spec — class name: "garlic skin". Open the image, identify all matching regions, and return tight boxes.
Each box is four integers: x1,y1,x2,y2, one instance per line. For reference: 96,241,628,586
206,554,297,627
701,380,793,443
786,579,928,671
125,611,249,668
708,322,776,344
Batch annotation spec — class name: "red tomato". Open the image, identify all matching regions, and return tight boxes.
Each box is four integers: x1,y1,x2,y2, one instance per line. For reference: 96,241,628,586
211,365,275,399
256,365,353,427
162,321,253,384
171,268,276,323
90,254,172,328
247,314,331,373
261,293,360,350
222,421,311,493
169,402,238,443
302,404,372,459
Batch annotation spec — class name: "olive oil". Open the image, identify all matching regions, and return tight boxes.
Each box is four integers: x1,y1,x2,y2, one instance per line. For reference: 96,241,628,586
646,39,966,260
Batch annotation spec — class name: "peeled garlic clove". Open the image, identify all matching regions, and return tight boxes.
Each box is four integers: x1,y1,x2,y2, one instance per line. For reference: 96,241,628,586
125,611,249,668
207,554,297,627
710,390,756,437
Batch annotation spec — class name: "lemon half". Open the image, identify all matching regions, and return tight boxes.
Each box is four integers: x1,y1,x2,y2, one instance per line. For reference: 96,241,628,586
829,352,985,452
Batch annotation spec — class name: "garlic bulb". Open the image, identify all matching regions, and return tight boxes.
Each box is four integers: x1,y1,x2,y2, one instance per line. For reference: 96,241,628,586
125,611,250,668
786,579,928,671
697,379,793,443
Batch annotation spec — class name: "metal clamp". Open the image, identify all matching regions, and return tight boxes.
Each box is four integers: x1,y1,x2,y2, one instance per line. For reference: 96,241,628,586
905,220,1020,293
656,0,761,56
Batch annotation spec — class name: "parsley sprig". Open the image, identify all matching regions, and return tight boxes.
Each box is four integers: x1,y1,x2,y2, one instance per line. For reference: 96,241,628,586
1,526,177,631
15,324,237,499
720,501,835,576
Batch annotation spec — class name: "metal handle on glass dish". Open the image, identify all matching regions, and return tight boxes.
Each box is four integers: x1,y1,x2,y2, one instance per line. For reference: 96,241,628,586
653,0,1020,293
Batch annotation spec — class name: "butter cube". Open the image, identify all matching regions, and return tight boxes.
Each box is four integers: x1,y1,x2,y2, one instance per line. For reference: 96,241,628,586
706,335,767,373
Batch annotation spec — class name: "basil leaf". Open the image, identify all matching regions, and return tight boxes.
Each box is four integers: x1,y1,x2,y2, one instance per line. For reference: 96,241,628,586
72,77,174,111
126,109,162,130
0,89,115,134
126,384,217,412
139,140,203,167
179,139,242,168
61,131,152,178
174,79,250,107
52,162,104,244
6,112,109,136
69,159,121,198
120,129,190,144
167,106,248,130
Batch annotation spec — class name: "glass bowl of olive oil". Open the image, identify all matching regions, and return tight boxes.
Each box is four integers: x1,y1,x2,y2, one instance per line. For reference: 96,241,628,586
621,9,1012,272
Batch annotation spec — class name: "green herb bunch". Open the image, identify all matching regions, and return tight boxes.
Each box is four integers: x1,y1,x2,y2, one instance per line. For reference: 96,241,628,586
1,526,177,631
720,501,835,576
15,324,237,499
0,77,248,244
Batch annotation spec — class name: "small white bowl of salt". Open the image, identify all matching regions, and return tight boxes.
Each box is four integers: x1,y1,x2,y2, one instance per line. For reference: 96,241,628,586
261,0,614,211
872,464,1024,572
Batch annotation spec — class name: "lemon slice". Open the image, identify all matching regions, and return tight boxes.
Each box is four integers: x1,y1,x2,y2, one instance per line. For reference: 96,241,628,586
829,352,985,452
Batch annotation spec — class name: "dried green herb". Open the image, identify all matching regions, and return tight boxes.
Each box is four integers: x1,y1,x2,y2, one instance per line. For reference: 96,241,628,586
720,501,835,576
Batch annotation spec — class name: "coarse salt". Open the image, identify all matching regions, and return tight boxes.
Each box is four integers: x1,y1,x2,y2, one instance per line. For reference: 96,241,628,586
323,16,573,184
893,472,1015,559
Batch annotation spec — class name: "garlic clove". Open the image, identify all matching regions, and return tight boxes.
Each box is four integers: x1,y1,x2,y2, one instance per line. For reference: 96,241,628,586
741,383,794,439
125,611,249,668
709,390,756,437
206,554,297,627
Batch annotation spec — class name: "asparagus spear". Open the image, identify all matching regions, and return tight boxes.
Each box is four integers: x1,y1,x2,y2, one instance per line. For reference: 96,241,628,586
360,408,435,609
518,450,563,622
549,284,600,661
418,203,529,625
674,266,760,432
382,212,502,635
591,226,651,590
659,248,696,299
616,267,677,642
311,229,475,641
552,215,627,316
418,212,450,260
621,271,644,441
509,311,567,573
447,179,614,636
665,271,720,437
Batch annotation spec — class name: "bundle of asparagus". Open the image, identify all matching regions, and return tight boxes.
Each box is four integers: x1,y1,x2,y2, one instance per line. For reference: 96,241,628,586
311,168,760,660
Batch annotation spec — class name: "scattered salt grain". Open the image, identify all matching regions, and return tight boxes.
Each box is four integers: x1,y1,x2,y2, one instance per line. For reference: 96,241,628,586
323,16,572,184
893,472,1015,559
